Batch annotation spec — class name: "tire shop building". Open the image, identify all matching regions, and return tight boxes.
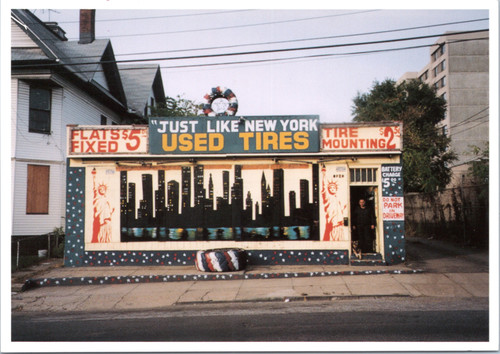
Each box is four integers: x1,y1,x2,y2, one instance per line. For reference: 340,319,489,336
64,116,405,268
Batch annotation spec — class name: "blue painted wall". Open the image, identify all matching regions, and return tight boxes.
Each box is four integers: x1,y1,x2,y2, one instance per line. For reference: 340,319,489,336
381,164,405,264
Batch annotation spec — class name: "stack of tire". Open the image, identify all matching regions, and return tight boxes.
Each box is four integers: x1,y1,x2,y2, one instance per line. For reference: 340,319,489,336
202,86,238,116
195,248,247,272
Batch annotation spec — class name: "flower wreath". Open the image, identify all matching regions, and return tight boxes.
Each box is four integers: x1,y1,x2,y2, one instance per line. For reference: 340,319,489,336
202,86,238,116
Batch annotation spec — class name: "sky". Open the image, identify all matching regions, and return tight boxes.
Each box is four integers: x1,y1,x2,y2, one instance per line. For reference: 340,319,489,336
13,3,492,124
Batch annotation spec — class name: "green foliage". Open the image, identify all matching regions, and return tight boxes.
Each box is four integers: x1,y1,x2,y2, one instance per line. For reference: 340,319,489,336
52,242,65,258
352,79,457,193
51,226,65,258
467,143,489,185
52,226,64,237
150,95,202,117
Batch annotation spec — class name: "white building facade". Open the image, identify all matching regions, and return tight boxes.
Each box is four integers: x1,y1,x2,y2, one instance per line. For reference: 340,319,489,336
11,9,165,237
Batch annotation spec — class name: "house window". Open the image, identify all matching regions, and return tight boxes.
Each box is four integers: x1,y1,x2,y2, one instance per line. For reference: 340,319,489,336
440,45,445,56
350,168,377,183
441,59,446,71
433,66,439,77
440,76,446,88
29,87,51,134
26,164,50,214
432,45,445,62
100,115,107,125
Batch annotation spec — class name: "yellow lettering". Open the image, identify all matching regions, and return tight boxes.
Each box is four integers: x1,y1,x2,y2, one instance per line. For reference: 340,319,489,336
194,133,208,151
209,133,224,151
239,132,254,151
256,132,262,150
263,132,279,150
279,132,293,150
178,134,193,151
294,132,309,150
162,134,177,152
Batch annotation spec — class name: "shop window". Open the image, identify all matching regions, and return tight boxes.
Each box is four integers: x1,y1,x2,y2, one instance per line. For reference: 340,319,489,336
350,168,377,183
26,164,50,214
29,86,51,134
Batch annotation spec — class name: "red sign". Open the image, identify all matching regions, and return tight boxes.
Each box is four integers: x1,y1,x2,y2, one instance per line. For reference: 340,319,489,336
382,196,404,220
68,126,148,155
321,125,401,152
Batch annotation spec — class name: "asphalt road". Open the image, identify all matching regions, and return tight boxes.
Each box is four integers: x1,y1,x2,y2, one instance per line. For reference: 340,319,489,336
12,297,489,342
404,237,489,273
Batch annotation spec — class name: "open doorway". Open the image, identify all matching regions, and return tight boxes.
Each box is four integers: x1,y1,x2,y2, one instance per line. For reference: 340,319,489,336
350,186,378,254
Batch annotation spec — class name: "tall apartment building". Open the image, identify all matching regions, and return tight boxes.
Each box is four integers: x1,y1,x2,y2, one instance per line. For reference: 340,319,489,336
399,30,489,186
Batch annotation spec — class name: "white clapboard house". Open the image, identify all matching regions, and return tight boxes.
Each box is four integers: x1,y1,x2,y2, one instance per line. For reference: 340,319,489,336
11,9,165,237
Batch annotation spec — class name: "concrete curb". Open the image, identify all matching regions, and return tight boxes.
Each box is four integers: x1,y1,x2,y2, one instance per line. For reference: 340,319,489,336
176,294,413,305
22,268,424,291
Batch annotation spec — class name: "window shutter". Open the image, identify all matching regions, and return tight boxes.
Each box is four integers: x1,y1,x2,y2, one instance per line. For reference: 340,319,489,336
26,165,50,214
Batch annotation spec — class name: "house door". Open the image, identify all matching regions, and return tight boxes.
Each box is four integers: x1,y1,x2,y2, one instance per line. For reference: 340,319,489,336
350,185,378,254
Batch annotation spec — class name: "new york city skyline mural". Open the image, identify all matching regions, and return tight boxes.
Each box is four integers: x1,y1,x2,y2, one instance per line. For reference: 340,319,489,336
120,164,320,242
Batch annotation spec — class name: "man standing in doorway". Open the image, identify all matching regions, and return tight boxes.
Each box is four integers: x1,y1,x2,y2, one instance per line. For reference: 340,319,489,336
352,198,376,253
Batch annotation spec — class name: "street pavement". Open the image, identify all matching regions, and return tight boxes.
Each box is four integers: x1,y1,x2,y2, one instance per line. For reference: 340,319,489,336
10,236,490,313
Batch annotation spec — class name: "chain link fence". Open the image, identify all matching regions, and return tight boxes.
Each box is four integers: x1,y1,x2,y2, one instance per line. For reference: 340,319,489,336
405,184,489,247
11,231,65,270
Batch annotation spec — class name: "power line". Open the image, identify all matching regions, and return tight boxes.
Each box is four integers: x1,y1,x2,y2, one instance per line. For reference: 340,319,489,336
24,36,488,75
12,35,488,75
36,18,489,61
143,35,489,70
33,9,256,24
66,10,381,40
18,9,379,42
449,107,489,129
108,17,489,58
11,29,489,70
450,119,488,137
159,43,436,70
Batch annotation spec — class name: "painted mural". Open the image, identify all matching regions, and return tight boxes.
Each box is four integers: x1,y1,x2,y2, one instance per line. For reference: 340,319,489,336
116,162,320,242
85,167,120,244
320,164,349,241
91,168,115,243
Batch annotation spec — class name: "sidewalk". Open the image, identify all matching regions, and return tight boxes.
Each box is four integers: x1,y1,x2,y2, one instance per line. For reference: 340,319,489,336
11,250,489,313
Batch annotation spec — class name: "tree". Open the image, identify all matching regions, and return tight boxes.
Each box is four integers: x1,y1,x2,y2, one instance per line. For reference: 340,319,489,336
467,143,489,185
352,79,457,193
150,95,201,117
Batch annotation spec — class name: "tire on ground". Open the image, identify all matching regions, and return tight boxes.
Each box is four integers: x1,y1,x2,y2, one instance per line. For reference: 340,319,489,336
195,249,247,272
